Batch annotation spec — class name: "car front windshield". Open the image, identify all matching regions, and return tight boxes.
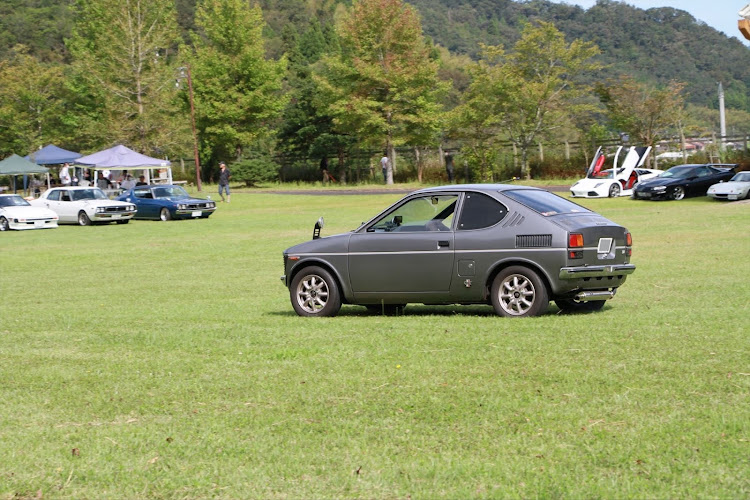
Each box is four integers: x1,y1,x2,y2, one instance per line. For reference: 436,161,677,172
503,189,591,216
731,172,750,182
0,196,30,207
72,188,108,201
660,166,694,179
587,168,625,180
152,186,189,199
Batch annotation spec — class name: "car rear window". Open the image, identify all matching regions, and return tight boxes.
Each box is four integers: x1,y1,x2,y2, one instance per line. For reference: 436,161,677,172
502,189,590,216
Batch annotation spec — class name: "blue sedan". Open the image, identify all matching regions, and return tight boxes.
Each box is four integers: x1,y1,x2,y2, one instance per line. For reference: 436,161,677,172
117,185,217,221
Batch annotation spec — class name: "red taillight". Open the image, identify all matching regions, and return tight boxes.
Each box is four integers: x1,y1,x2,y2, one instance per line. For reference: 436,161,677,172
568,233,583,248
626,232,632,246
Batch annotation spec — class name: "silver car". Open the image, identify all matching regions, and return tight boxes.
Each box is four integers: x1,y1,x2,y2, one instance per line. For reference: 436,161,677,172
281,184,635,317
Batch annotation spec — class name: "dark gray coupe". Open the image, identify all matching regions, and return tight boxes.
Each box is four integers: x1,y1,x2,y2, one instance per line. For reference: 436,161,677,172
281,184,635,317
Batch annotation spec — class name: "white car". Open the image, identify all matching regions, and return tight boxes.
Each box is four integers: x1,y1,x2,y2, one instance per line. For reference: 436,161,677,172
0,194,59,231
30,186,137,225
707,171,750,201
570,146,659,198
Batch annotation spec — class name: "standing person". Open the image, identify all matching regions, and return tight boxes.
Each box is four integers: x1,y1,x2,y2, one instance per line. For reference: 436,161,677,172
380,154,389,183
444,151,455,182
59,163,71,186
218,162,231,203
320,157,330,183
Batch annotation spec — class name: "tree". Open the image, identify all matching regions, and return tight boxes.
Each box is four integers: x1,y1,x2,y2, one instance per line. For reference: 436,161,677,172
68,0,188,156
315,0,447,184
188,0,287,167
596,76,687,154
459,22,601,180
0,46,70,156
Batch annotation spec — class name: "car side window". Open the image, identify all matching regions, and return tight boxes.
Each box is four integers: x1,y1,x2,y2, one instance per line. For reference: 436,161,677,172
696,167,710,177
134,189,152,199
457,192,508,230
369,195,458,232
60,191,72,202
47,190,60,201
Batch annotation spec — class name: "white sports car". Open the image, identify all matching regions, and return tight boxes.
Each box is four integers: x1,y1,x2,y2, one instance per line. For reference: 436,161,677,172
30,186,137,225
0,194,59,231
707,171,750,201
570,146,660,198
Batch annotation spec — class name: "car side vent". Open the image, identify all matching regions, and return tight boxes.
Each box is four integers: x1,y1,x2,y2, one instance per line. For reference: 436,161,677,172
503,212,525,227
516,234,552,248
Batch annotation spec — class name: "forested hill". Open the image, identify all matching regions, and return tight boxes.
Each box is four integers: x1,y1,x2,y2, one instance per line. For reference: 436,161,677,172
2,0,749,112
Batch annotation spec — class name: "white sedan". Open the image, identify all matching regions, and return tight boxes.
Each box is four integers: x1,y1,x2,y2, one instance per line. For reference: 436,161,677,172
30,187,137,225
0,194,59,231
707,171,750,201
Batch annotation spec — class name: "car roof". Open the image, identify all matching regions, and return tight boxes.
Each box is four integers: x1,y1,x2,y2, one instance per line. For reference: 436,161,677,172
412,183,541,195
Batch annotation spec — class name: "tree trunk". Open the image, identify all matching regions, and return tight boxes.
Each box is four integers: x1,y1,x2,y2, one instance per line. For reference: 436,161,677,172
337,149,346,185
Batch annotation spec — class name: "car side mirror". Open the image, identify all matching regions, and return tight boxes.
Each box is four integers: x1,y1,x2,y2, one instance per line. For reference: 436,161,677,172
393,215,402,226
313,216,324,240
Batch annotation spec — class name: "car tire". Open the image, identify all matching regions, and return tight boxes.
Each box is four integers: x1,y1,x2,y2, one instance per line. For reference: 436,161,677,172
0,216,9,231
78,211,91,226
555,299,606,313
671,186,686,200
608,183,621,198
491,266,549,318
160,208,172,221
116,219,129,224
290,266,341,317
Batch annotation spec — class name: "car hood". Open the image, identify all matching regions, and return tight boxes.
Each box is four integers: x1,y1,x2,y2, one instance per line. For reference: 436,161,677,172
78,200,133,208
284,232,352,254
709,181,750,192
571,178,612,188
1,205,58,218
636,177,682,188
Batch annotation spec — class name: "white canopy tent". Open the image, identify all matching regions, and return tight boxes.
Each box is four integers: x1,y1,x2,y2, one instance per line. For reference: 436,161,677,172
75,144,172,186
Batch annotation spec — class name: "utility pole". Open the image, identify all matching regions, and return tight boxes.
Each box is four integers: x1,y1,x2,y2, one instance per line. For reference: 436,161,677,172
718,82,726,151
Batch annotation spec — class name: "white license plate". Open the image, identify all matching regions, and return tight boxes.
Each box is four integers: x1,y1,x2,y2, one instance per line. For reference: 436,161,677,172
598,238,613,253
34,220,45,228
729,195,738,200
191,211,202,217
112,214,120,219
640,192,651,198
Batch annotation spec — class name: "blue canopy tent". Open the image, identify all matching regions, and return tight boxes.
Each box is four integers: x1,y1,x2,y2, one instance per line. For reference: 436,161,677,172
23,144,82,191
75,145,172,185
0,154,50,194
25,144,82,165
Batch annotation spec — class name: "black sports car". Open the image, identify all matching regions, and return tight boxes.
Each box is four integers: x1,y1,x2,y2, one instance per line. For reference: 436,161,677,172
632,164,737,200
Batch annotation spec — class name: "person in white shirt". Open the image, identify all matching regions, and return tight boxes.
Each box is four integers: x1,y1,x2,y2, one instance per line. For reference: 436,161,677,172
59,163,71,185
380,155,389,183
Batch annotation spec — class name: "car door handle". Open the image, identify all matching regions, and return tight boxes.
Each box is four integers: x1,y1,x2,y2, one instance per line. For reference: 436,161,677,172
437,240,450,249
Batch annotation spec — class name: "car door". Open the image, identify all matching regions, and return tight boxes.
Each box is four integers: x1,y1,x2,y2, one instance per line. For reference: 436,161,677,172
348,194,458,296
689,166,716,195
132,187,158,218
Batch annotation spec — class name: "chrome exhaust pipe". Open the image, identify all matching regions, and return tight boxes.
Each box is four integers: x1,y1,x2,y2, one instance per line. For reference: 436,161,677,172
575,290,615,302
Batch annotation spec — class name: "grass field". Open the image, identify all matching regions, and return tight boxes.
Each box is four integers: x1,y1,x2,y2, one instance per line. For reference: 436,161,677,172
1,186,748,499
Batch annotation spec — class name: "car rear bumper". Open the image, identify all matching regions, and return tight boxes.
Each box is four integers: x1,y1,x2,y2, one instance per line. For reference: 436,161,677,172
559,264,636,279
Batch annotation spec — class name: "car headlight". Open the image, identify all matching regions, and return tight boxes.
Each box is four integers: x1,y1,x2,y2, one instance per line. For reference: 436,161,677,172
178,204,186,210
96,207,105,213
653,186,666,191
209,202,215,208
129,205,136,211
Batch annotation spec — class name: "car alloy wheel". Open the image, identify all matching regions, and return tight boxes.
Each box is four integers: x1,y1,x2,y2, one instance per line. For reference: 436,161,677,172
0,216,9,231
290,266,341,317
671,186,686,200
608,183,621,197
160,208,172,221
78,211,91,226
491,266,548,318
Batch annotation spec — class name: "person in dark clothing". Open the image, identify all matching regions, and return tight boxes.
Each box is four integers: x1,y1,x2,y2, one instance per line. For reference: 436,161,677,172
320,157,333,183
444,151,455,182
218,162,231,203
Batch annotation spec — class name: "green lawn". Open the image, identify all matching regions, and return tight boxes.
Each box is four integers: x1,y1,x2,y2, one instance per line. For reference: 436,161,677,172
1,187,748,499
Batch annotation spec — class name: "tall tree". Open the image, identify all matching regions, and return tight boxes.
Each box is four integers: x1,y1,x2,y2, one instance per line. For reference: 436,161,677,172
188,0,287,166
67,0,188,156
315,0,447,184
462,22,600,179
596,76,687,151
0,46,70,156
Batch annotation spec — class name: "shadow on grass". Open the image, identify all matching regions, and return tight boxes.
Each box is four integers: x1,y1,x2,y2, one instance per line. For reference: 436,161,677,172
269,303,610,317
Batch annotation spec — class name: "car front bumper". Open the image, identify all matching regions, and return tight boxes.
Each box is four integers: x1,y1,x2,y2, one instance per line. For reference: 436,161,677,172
8,218,58,230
